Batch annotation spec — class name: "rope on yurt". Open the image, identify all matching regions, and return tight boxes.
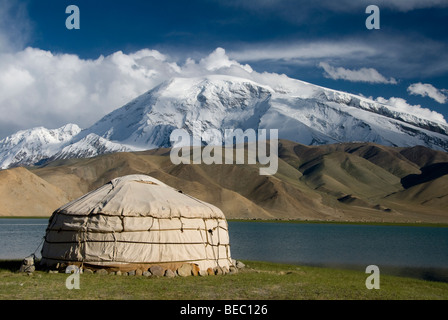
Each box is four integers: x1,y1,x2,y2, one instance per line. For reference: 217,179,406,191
200,218,208,260
32,236,45,257
205,218,222,269
79,216,89,268
111,228,118,262
104,215,118,262
183,193,226,269
77,229,84,267
216,217,221,268
218,219,231,266
206,220,218,267
170,188,230,270
180,217,184,233
157,218,162,262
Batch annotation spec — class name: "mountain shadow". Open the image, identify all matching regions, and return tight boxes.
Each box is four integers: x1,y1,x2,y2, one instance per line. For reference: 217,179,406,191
401,162,448,189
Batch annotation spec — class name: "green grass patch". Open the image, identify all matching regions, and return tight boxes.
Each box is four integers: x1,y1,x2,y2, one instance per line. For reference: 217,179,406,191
1,260,447,300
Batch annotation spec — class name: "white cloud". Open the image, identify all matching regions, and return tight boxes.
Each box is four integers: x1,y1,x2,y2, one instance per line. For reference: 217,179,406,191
0,47,269,138
318,62,397,84
407,82,447,104
375,96,446,124
227,36,448,80
0,66,34,101
0,47,181,138
200,47,253,72
229,41,378,63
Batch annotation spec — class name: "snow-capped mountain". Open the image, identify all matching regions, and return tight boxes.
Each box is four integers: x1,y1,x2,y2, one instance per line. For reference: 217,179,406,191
0,124,81,169
1,74,448,169
51,133,132,162
83,75,448,150
80,75,274,148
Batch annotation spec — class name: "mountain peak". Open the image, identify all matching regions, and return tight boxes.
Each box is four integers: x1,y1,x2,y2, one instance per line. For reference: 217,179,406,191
0,124,81,169
1,75,447,170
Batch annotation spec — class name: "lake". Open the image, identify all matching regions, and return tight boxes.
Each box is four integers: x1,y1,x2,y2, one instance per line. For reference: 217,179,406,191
1,219,448,280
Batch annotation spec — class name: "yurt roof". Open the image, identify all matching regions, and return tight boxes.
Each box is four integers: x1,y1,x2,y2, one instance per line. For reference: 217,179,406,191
55,174,224,219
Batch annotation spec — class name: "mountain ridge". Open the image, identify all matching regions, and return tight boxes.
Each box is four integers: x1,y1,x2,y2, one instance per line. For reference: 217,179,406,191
1,74,448,170
1,140,446,223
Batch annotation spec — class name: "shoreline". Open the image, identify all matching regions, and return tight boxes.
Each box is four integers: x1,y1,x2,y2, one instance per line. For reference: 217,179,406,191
0,216,49,219
2,216,448,228
228,219,448,228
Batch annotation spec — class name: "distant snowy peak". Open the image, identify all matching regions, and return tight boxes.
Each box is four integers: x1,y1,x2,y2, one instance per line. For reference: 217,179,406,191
52,133,132,161
0,124,81,169
0,127,132,169
0,124,81,148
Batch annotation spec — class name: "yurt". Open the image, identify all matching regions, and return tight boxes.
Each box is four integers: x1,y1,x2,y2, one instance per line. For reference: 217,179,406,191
41,174,233,274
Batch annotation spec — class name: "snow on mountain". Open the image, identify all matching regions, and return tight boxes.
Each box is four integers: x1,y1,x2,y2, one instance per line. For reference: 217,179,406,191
0,124,81,169
84,75,448,151
81,75,274,148
1,74,448,170
51,133,133,162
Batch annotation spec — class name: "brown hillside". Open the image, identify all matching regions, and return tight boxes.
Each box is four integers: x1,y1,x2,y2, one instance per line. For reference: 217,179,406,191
0,167,70,216
1,140,447,223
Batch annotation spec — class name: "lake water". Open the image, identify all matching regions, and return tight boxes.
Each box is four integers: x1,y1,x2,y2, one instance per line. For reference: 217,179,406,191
1,219,448,280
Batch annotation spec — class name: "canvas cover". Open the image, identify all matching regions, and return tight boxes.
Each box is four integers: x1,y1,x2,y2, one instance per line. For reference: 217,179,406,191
41,175,233,271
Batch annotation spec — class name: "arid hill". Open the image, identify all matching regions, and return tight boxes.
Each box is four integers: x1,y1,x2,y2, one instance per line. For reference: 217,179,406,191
1,140,447,223
0,167,70,217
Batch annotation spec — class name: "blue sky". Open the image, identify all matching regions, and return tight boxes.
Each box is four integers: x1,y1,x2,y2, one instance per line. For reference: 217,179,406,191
0,0,447,138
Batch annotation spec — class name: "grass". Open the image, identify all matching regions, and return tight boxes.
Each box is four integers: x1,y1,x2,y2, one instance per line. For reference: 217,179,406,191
1,260,447,300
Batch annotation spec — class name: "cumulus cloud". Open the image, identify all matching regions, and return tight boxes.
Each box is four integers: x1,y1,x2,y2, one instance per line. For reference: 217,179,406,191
199,47,253,72
0,48,180,138
0,47,271,138
375,96,446,124
407,82,448,104
319,62,397,84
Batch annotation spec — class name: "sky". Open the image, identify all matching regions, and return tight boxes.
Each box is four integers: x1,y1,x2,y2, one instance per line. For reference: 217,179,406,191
0,0,447,139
